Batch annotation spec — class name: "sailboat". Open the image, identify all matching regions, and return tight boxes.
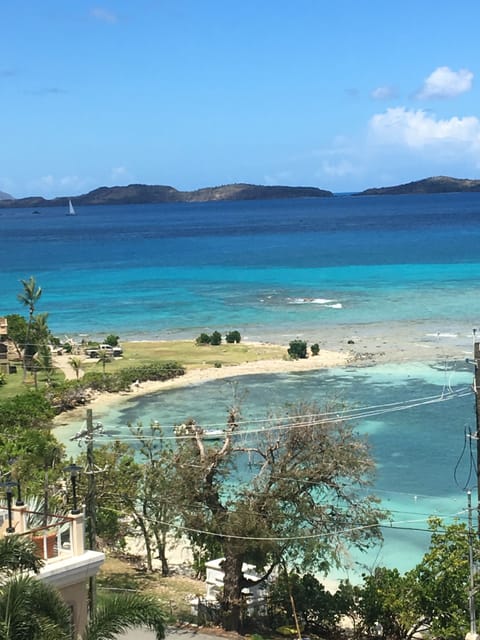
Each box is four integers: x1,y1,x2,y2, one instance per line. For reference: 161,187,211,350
66,199,76,216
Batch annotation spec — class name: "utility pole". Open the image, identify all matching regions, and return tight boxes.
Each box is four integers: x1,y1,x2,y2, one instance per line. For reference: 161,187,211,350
473,333,480,534
85,408,97,616
466,490,479,640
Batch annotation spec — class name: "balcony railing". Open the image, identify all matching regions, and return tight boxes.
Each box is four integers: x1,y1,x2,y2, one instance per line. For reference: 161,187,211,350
0,505,85,562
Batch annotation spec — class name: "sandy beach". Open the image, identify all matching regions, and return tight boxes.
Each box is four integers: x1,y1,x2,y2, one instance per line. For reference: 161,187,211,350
53,321,474,425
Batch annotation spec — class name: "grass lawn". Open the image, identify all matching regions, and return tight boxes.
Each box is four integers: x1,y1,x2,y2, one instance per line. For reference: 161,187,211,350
1,340,288,399
82,340,287,374
0,363,65,400
97,554,203,622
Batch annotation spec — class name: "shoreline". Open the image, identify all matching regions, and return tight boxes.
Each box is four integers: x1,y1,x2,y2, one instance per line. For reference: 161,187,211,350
53,324,473,428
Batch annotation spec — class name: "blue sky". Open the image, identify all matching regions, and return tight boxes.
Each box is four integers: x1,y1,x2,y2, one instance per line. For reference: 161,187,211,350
2,1,480,197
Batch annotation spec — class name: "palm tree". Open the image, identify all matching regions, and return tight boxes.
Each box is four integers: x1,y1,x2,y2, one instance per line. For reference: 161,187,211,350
17,276,42,381
96,350,111,377
0,575,71,640
83,592,165,640
0,535,71,639
69,356,83,381
0,536,166,640
0,535,42,576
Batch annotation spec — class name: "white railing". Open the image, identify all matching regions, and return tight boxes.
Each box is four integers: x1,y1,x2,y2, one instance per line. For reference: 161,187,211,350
0,505,85,563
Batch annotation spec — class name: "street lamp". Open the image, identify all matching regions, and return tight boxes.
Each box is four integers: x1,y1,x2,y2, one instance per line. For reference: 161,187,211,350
7,459,24,506
1,480,18,533
64,463,83,515
15,478,24,506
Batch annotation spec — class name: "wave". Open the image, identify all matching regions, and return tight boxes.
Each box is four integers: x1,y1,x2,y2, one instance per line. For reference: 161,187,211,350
288,297,342,308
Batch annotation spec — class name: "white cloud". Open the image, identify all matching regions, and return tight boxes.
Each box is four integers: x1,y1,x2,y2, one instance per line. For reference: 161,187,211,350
371,85,397,100
111,166,131,182
369,107,480,149
90,7,118,23
263,171,292,185
319,159,356,178
417,66,473,99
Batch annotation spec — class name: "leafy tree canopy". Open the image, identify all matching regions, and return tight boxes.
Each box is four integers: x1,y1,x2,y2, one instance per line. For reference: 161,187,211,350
0,391,54,431
288,339,308,359
172,401,385,631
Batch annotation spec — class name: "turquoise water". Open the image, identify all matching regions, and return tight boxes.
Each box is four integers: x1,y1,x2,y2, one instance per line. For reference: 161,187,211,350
2,193,480,340
3,193,480,578
55,360,475,579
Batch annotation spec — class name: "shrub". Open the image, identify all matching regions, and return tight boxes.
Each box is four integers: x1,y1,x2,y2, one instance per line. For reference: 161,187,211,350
105,334,120,347
288,339,308,359
210,330,222,346
311,343,320,356
196,333,211,345
225,330,241,344
213,361,222,368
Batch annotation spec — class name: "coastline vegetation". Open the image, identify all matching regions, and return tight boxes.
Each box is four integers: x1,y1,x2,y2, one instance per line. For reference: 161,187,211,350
2,277,479,637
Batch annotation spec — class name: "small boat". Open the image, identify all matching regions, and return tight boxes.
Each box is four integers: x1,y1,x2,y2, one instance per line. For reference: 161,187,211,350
32,210,41,215
202,429,224,440
66,199,76,216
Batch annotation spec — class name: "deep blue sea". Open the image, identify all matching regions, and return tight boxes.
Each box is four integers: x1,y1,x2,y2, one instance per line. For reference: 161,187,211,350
2,193,480,579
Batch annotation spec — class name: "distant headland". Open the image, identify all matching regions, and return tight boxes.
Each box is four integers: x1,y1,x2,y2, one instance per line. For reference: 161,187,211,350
0,183,333,209
2,176,480,208
357,175,480,196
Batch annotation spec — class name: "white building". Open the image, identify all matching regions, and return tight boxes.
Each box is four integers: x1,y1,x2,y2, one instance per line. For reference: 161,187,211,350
1,504,105,637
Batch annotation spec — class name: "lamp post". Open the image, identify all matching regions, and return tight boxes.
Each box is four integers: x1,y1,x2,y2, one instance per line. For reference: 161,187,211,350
7,458,24,506
64,463,83,514
1,480,18,533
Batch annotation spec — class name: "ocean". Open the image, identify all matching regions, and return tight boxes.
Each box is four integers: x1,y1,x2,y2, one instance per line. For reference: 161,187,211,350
2,192,480,579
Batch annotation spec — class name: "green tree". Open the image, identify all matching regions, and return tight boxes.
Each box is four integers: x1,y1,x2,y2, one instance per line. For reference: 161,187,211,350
17,276,42,381
310,343,320,356
268,570,353,636
0,536,166,640
0,535,71,640
82,592,165,640
173,402,384,632
0,574,71,640
287,339,307,359
5,313,28,360
86,424,178,575
104,334,119,347
196,333,211,345
96,350,112,376
76,441,140,551
353,517,480,640
0,391,54,431
127,422,178,575
69,356,83,380
354,567,414,639
210,330,222,345
407,517,476,639
225,330,241,344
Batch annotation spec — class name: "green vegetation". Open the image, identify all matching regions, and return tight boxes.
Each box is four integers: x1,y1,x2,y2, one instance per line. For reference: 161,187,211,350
287,339,308,359
0,536,166,640
171,402,384,632
104,334,120,347
210,330,222,345
311,342,320,356
225,330,241,343
195,330,242,346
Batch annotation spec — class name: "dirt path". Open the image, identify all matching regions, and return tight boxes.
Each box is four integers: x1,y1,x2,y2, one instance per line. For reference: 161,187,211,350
52,353,85,381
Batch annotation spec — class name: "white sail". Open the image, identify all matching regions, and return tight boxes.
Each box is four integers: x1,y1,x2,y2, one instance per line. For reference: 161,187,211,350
67,199,76,216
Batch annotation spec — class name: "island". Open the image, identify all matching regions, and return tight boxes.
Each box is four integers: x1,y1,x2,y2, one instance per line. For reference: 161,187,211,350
357,175,480,196
0,182,333,209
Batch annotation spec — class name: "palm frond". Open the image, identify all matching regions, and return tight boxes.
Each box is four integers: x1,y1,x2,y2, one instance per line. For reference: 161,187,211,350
83,592,165,640
0,535,43,576
0,575,70,640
